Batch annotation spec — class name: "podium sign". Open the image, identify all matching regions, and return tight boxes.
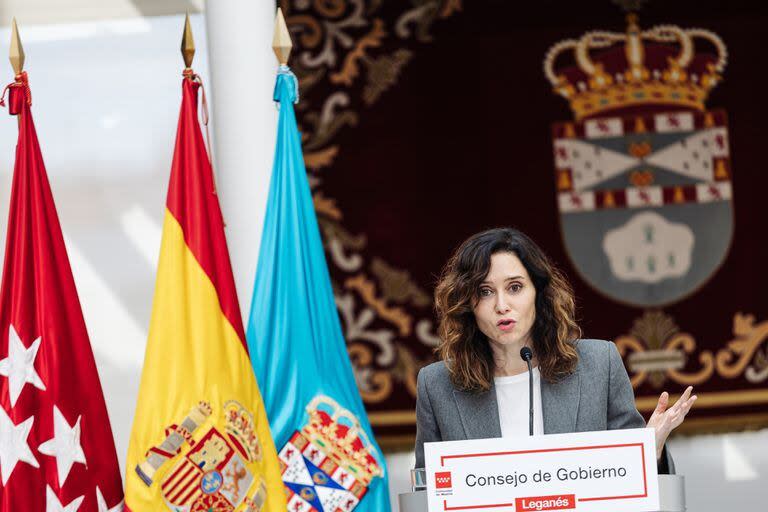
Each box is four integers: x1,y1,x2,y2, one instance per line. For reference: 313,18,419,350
425,428,659,512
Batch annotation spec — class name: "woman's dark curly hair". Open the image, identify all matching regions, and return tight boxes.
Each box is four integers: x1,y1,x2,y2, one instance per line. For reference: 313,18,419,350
434,227,581,392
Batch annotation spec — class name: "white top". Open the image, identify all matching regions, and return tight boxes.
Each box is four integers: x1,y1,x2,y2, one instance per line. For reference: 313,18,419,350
494,366,544,438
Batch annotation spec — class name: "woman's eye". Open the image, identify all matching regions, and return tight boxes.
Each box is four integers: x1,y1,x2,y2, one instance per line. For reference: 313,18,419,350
479,288,492,297
510,283,522,293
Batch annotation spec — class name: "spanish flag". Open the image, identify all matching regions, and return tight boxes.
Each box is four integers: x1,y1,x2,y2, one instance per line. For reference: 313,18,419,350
124,72,285,511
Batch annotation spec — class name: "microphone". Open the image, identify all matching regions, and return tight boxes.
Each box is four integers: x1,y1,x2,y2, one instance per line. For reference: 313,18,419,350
520,347,534,436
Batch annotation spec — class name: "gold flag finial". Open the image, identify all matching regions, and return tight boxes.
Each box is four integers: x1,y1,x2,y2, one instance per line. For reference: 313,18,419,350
10,18,25,75
181,13,195,68
272,8,292,65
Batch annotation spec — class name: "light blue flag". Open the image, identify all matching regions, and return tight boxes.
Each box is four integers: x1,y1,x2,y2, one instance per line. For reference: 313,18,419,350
247,65,392,512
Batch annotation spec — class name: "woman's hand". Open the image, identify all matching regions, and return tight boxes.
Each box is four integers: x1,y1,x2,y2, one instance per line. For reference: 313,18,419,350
646,386,697,460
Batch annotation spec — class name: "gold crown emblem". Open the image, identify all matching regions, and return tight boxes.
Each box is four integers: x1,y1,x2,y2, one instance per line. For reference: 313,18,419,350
544,14,727,119
301,396,383,486
224,400,262,462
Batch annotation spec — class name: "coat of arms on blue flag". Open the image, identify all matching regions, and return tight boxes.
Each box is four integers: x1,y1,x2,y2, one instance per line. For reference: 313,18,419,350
544,13,732,307
278,397,382,512
246,44,390,511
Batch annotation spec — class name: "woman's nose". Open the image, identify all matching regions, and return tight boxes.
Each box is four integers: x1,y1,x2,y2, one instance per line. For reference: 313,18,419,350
495,295,511,314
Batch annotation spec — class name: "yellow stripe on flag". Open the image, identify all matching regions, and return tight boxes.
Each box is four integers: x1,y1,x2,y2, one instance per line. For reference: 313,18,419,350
125,210,285,511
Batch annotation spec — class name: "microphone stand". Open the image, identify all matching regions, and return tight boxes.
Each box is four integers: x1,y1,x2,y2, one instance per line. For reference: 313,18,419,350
520,347,534,436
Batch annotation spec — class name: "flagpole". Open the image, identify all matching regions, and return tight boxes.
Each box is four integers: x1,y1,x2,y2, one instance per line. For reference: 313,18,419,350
9,18,23,130
181,12,195,70
8,18,23,77
272,8,292,65
204,1,277,315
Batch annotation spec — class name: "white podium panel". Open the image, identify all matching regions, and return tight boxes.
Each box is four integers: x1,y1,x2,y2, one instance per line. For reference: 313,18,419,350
399,476,685,512
422,429,661,512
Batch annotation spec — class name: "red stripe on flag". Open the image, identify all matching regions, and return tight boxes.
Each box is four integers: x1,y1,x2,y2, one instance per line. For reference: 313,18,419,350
169,471,199,504
165,78,246,346
175,484,202,507
162,462,196,492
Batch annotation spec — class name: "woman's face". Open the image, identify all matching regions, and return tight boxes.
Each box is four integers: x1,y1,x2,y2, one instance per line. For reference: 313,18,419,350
472,251,537,349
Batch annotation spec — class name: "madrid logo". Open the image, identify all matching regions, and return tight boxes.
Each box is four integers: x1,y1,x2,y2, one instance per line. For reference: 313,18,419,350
435,472,452,489
544,14,732,307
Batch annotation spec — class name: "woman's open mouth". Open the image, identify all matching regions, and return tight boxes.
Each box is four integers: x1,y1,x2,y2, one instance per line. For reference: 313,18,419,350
497,319,516,331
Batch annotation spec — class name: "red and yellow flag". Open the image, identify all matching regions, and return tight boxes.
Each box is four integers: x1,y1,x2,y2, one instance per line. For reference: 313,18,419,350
125,73,285,511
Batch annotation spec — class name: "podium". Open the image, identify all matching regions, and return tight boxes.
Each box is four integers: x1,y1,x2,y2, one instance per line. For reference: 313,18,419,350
414,429,681,512
399,472,686,512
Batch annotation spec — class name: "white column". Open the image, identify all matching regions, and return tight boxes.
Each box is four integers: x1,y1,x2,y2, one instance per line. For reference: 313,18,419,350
204,0,277,317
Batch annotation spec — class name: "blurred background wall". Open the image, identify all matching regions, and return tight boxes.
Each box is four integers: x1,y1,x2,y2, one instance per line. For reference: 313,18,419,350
0,1,764,511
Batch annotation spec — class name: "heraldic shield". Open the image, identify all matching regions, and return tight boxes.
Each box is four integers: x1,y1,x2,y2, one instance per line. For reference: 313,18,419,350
277,396,384,512
545,14,732,307
135,400,269,512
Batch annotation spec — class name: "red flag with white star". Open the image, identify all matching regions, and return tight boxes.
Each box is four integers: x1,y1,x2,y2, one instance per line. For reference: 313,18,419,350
0,73,124,510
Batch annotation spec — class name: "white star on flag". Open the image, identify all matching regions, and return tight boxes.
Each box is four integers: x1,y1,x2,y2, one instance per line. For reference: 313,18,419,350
96,486,124,512
45,485,84,512
0,325,46,407
0,407,39,485
38,405,87,487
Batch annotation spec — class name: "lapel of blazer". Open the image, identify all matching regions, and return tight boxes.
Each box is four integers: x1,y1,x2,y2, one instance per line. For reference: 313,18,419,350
541,368,581,434
452,382,502,440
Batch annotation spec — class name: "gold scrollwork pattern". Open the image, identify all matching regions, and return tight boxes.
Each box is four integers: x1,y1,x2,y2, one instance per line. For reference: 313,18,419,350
665,333,715,386
348,342,393,403
619,310,768,388
614,334,648,388
283,0,463,410
717,313,768,380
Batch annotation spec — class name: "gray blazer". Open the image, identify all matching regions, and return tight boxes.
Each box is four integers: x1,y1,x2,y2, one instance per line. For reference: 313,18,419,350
414,339,674,473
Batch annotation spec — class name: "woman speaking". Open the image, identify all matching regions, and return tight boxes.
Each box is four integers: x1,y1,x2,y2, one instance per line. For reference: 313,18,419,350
414,228,696,472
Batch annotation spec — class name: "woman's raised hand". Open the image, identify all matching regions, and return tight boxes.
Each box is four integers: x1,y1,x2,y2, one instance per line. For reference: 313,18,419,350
646,386,697,460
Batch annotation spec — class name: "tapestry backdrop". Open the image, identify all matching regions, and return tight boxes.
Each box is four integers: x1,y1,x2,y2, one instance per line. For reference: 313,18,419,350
281,0,768,449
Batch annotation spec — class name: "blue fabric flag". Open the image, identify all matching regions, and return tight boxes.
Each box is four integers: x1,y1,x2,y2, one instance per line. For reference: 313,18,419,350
247,66,391,512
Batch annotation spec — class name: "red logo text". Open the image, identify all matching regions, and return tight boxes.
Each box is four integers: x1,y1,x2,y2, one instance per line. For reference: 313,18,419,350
516,494,575,511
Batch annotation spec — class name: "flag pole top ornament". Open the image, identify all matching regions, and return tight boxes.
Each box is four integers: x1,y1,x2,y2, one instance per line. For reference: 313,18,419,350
3,19,30,113
303,396,384,486
272,8,292,65
543,13,728,120
9,18,24,75
272,9,299,105
181,13,195,69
